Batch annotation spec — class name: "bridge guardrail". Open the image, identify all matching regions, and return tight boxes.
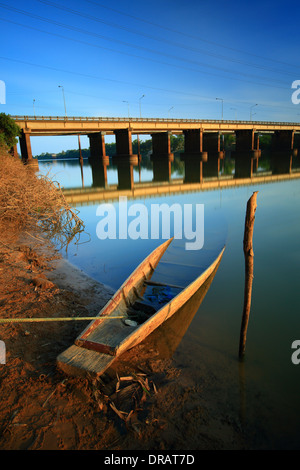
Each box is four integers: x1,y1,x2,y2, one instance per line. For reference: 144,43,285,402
10,115,300,126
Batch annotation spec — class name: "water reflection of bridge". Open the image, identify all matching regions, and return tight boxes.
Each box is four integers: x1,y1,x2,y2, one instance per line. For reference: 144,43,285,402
12,116,300,190
62,171,300,206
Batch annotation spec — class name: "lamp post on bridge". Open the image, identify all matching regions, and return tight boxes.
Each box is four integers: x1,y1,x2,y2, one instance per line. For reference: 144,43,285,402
168,106,174,119
138,94,145,182
58,85,67,118
33,99,36,118
139,94,145,118
250,104,258,121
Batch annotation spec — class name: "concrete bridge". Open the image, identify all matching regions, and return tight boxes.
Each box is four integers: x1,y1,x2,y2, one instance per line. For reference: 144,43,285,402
12,115,300,189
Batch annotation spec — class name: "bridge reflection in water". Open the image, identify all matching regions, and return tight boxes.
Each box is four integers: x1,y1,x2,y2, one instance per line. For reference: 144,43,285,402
11,116,300,191
61,159,300,206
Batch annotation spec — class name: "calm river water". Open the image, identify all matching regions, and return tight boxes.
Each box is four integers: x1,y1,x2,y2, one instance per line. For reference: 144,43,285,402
40,159,300,449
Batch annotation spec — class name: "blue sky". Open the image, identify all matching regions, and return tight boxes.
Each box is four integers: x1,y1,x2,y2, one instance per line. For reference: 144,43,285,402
1,0,300,154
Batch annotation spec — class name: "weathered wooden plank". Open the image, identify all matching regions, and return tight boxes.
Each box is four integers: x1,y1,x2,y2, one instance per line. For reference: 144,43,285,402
57,344,116,377
143,280,184,289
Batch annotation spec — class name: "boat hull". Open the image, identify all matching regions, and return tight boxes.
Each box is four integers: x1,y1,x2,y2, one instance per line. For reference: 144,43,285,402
57,241,225,377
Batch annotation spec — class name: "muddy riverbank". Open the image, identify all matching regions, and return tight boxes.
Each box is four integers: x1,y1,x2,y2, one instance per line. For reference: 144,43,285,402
0,232,250,450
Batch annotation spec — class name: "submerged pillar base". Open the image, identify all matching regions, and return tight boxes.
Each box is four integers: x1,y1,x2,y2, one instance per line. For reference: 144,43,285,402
271,150,297,174
180,152,208,183
88,132,109,187
26,159,39,170
203,132,224,178
203,151,224,178
150,132,174,182
271,130,297,175
150,154,174,182
112,154,138,190
181,129,207,183
89,155,110,188
232,150,259,178
113,130,138,189
233,130,261,178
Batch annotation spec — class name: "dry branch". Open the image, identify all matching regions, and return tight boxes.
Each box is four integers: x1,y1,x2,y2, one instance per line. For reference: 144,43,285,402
0,148,84,248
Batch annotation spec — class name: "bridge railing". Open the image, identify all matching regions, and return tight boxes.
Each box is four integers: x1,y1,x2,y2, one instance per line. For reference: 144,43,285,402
10,115,300,126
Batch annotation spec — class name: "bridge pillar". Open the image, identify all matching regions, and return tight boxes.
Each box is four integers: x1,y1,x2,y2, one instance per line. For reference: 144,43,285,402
88,132,109,188
112,129,138,190
19,130,38,168
180,129,208,183
253,133,261,171
271,130,297,174
202,132,224,178
293,133,300,169
150,132,174,182
232,130,260,178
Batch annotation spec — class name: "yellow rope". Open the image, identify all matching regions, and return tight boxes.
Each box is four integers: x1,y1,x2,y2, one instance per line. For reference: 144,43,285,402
0,316,125,323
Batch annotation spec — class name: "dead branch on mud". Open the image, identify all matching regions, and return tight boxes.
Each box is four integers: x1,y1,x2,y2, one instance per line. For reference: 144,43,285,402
0,148,84,249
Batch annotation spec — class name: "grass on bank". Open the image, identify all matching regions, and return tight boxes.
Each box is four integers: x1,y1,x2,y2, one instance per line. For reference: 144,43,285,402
0,147,84,248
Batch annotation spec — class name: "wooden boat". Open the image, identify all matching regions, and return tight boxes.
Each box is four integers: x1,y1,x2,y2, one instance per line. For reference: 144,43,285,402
57,239,225,377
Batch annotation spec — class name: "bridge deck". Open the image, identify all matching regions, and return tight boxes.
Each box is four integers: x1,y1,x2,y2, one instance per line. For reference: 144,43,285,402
12,116,300,136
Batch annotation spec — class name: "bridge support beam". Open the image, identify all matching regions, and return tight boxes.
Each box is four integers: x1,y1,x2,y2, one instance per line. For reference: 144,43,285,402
293,133,300,169
150,132,174,182
253,133,261,172
203,132,224,178
232,130,260,178
88,132,109,188
271,130,297,174
180,129,208,183
19,130,38,168
112,129,138,190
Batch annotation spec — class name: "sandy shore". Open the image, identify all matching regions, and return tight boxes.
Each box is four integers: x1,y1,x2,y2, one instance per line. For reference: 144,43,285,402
0,234,249,450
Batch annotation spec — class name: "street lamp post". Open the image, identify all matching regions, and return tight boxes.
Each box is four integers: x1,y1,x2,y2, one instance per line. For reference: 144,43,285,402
58,85,67,117
168,106,174,119
138,94,145,183
139,94,145,118
33,99,36,118
216,98,223,120
250,104,258,121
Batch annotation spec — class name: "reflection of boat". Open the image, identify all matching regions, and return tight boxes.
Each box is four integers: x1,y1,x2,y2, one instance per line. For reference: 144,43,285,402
57,239,225,377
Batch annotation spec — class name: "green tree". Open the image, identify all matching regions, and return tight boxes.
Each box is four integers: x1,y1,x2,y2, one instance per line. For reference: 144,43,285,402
223,133,235,150
170,134,184,153
0,113,21,149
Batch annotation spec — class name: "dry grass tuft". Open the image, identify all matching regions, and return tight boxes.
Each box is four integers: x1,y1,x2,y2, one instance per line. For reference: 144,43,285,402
0,148,84,248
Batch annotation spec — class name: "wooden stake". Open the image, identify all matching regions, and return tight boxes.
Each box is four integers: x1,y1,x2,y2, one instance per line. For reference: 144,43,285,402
239,191,258,360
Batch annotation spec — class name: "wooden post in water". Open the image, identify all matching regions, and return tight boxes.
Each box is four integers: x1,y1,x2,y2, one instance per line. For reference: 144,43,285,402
239,191,258,360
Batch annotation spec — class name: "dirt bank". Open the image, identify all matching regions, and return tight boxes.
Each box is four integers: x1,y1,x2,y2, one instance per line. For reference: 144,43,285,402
0,231,249,451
